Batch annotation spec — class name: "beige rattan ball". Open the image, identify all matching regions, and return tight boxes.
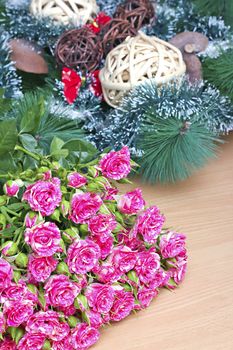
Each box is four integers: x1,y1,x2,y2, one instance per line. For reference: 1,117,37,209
30,0,99,26
99,32,186,107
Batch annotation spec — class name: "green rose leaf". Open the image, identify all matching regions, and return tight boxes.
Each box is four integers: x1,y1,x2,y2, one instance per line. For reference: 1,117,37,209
0,119,17,156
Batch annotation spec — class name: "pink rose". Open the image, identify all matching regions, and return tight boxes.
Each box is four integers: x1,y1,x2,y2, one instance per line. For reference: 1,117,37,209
93,262,121,284
24,212,39,228
111,246,137,274
148,268,169,289
104,186,119,200
69,192,102,224
28,254,58,282
42,170,52,180
117,188,145,215
45,275,80,308
52,335,73,350
71,323,100,350
4,300,34,327
110,289,134,321
26,311,70,342
17,333,46,350
118,229,144,251
0,338,17,350
88,214,116,240
0,312,6,334
168,251,187,286
91,235,113,260
135,249,161,284
136,287,158,309
99,146,131,180
25,222,61,257
59,304,76,317
86,310,103,329
171,263,187,285
67,172,87,188
22,178,62,216
4,180,19,197
159,231,186,259
67,239,101,274
85,283,115,314
0,280,37,305
134,206,165,243
0,258,13,291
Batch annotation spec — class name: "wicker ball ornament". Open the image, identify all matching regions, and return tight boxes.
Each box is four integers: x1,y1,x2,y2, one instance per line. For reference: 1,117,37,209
30,0,99,26
99,32,186,107
114,0,155,30
100,18,138,57
55,27,103,72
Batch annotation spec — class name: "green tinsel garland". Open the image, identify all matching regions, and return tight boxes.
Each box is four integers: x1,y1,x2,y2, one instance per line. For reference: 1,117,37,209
0,27,21,98
87,80,233,183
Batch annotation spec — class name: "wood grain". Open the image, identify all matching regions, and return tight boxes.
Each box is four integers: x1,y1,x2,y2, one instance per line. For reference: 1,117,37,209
94,133,233,350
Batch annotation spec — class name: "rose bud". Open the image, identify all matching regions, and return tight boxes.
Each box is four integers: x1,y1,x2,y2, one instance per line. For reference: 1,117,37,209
43,339,52,350
61,199,70,216
67,316,79,328
13,270,21,283
1,241,18,256
15,252,28,268
86,182,101,192
24,212,40,228
4,180,20,197
50,209,61,222
87,166,99,178
56,262,70,275
74,294,89,311
62,227,79,244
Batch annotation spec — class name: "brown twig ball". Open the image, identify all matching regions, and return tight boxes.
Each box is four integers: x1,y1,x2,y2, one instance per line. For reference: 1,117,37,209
100,18,138,57
114,0,155,30
55,27,103,72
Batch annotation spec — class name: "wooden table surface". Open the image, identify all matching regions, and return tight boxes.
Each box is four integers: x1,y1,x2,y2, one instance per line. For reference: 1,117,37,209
94,133,233,350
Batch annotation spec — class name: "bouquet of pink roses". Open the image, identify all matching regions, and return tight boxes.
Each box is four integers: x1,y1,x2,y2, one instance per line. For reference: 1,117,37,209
0,146,187,350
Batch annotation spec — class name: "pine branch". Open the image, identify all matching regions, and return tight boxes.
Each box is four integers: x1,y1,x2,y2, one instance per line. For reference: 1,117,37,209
138,112,220,183
202,49,233,101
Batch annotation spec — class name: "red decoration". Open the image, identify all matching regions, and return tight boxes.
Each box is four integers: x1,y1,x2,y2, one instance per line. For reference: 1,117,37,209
62,67,82,104
87,12,111,34
89,70,103,98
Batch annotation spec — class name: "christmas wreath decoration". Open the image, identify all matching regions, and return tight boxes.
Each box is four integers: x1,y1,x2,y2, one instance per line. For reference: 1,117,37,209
0,0,233,184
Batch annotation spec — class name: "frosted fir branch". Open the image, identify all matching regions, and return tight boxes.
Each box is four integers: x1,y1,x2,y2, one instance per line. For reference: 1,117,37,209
2,1,71,50
97,0,124,16
0,28,22,98
200,36,233,59
145,0,232,41
88,79,233,151
54,79,103,123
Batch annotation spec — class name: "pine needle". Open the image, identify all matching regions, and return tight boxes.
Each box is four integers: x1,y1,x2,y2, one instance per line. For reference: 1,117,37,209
203,49,233,101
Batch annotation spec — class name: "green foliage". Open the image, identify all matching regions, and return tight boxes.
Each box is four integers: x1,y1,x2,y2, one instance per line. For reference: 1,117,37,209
0,90,96,175
138,113,220,183
202,49,233,101
192,0,233,27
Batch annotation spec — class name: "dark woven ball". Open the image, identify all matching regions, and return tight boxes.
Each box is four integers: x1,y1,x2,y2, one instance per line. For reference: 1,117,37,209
55,27,103,72
114,0,155,30
100,18,138,56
